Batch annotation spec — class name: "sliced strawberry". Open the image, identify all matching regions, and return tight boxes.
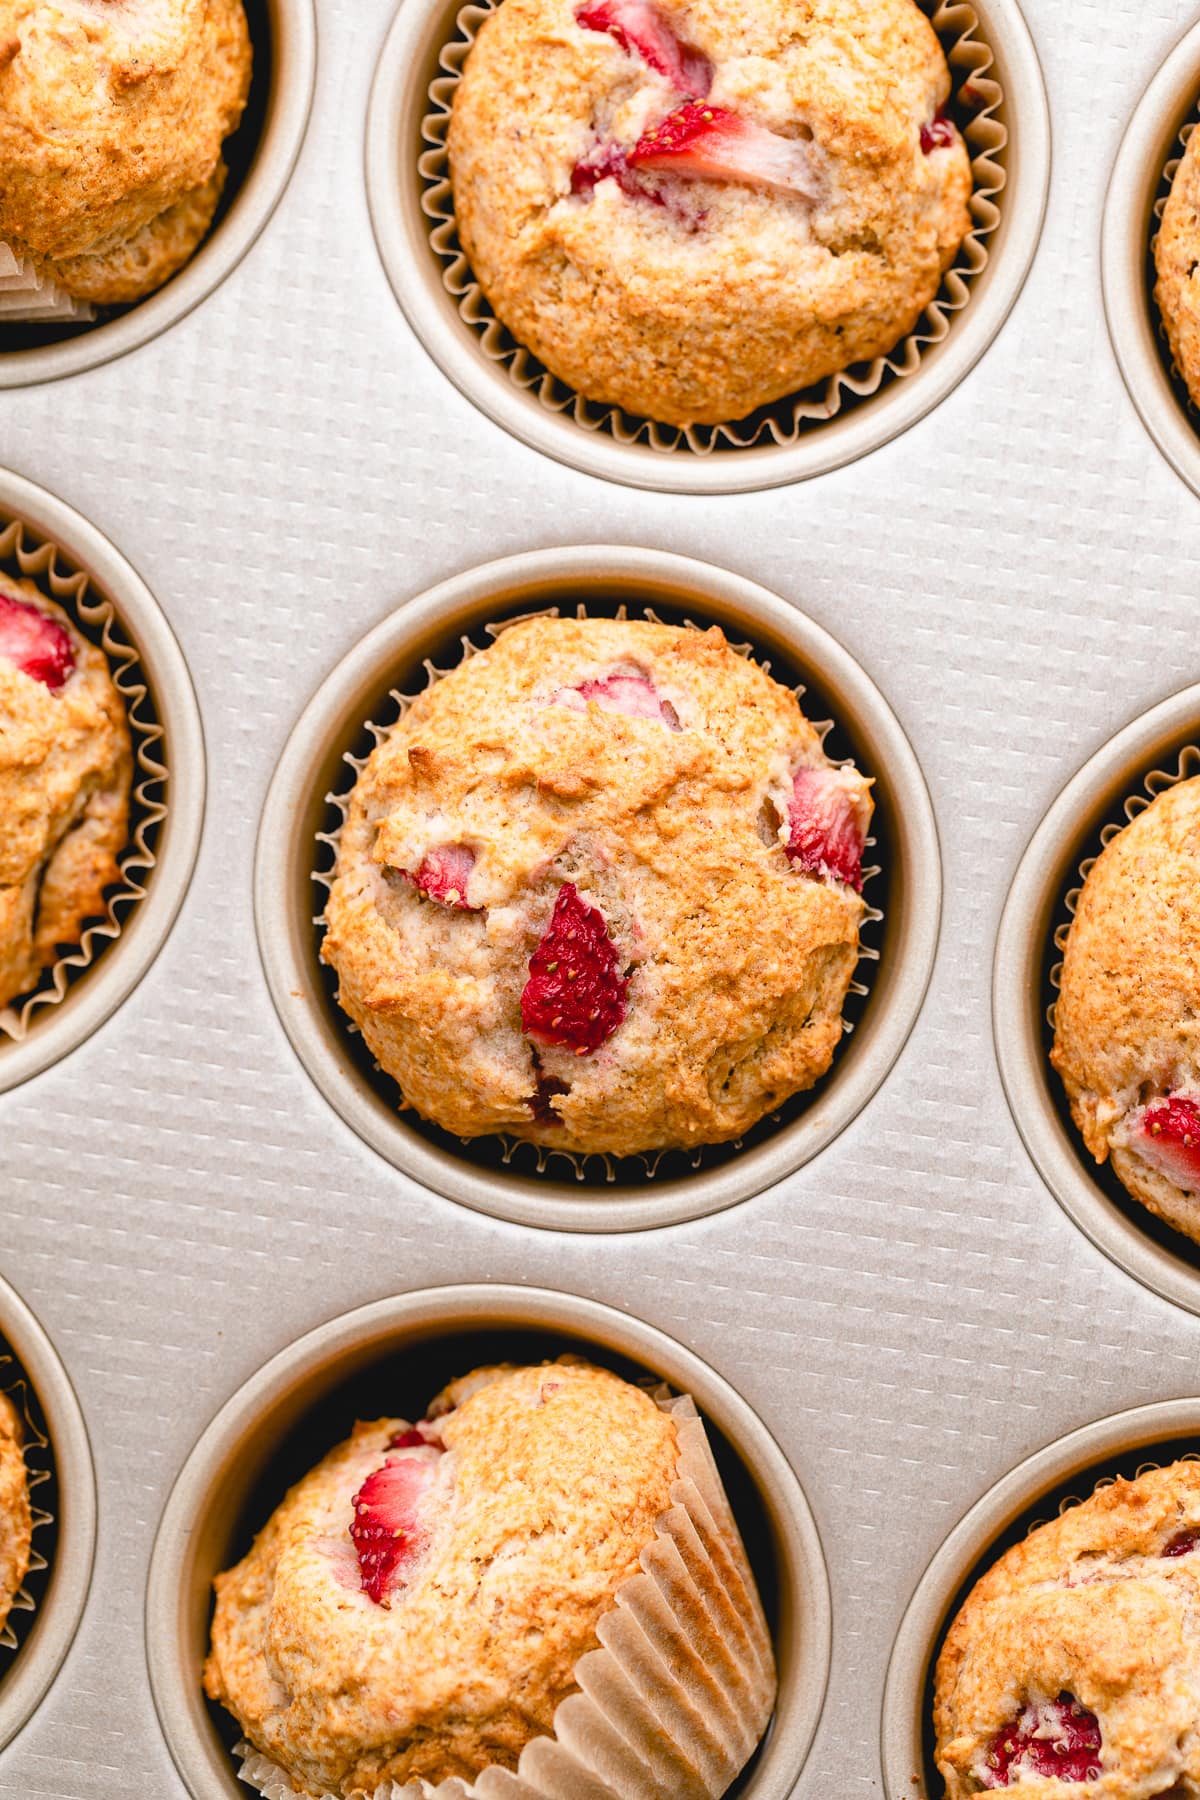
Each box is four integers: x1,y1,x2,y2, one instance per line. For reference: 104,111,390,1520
521,883,628,1056
628,103,822,198
570,143,664,204
786,766,868,891
350,1448,440,1606
0,590,75,691
554,672,678,725
1132,1094,1200,1191
920,112,959,153
981,1696,1102,1789
575,0,711,95
401,844,477,910
1163,1527,1200,1557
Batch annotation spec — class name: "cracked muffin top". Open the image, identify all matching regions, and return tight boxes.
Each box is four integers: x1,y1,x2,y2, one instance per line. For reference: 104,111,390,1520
447,0,973,426
1156,120,1200,413
1051,777,1200,1249
0,1390,31,1644
204,1361,683,1797
0,575,132,1012
321,615,873,1159
0,0,251,304
935,1460,1200,1797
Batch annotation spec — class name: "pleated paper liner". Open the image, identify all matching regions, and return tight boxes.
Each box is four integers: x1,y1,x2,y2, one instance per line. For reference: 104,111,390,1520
0,245,94,325
310,602,885,1189
0,1351,55,1673
236,1387,776,1800
418,0,1007,456
0,517,167,1047
1151,107,1200,426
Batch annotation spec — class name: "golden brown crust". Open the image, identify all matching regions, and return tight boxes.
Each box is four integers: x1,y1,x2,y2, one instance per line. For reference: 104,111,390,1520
934,1461,1200,1797
0,576,132,1011
321,616,871,1157
0,0,251,302
204,1361,680,1797
1156,123,1200,410
448,0,972,425
0,1389,31,1641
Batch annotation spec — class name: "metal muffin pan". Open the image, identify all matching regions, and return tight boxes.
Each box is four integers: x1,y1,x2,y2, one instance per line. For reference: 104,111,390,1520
993,681,1200,1321
0,0,316,391
254,545,941,1232
364,0,1050,493
147,1283,831,1800
0,468,205,1095
880,1398,1200,1799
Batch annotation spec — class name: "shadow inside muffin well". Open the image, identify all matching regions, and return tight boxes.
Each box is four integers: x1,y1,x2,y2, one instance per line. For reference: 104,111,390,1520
0,1343,56,1679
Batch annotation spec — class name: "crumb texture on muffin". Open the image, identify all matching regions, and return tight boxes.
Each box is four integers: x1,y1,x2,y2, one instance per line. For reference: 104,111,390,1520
1156,123,1200,411
0,575,133,1012
935,1460,1200,1797
0,1389,32,1642
1052,776,1200,1247
321,615,873,1158
447,0,972,425
0,0,251,303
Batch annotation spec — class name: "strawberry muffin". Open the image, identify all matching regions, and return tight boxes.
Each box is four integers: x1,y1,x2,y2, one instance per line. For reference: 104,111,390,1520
935,1460,1200,1796
0,575,132,1011
1156,122,1200,410
0,0,252,306
447,0,973,426
321,615,873,1158
0,1390,31,1644
204,1359,775,1798
1052,777,1200,1250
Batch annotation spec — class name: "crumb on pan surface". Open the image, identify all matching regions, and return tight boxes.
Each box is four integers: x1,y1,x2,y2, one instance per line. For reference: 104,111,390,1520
934,1459,1200,1797
447,0,972,426
1156,122,1200,413
204,1361,682,1797
0,1388,31,1642
0,0,251,304
321,615,874,1159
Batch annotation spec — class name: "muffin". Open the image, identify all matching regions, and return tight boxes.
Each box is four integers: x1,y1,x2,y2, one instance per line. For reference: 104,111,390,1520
1156,122,1200,410
1051,776,1200,1248
204,1359,775,1799
934,1459,1200,1796
0,0,252,306
0,1390,31,1643
0,575,132,1011
321,615,874,1158
447,0,973,426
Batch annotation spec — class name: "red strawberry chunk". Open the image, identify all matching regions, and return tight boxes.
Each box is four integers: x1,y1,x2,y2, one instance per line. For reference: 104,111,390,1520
521,883,628,1056
1133,1094,1200,1191
0,590,75,691
402,844,477,910
920,112,959,153
575,0,711,95
628,102,822,198
981,1696,1102,1789
350,1448,440,1606
554,672,678,725
570,143,664,204
786,766,867,891
1163,1527,1200,1557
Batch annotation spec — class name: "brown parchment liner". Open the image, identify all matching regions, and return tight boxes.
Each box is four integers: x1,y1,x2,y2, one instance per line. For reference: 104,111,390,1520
310,604,884,1187
235,1386,777,1800
0,517,167,1045
0,1353,54,1666
1151,113,1200,422
417,0,1007,455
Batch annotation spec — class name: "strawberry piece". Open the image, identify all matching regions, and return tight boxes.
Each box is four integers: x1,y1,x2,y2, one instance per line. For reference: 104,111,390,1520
1163,1527,1200,1557
350,1449,440,1606
786,766,867,891
554,672,677,725
1133,1094,1200,1191
521,883,628,1056
920,112,959,153
981,1696,1102,1789
570,143,664,204
402,844,477,910
628,102,822,198
0,590,74,691
576,0,711,95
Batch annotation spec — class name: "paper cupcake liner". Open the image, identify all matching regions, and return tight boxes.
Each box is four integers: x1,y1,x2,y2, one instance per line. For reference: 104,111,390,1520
0,1353,54,1663
0,517,167,1044
235,1386,776,1800
0,243,94,324
417,0,1007,455
311,602,884,1187
1151,113,1200,420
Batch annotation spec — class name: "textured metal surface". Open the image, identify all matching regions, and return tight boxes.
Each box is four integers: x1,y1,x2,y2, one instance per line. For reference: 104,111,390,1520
4,0,1200,1796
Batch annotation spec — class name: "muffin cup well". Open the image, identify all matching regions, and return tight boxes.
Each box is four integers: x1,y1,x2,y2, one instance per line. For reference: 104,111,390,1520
0,1271,95,1759
1102,16,1200,502
364,0,1049,494
0,0,315,390
0,467,205,1094
253,545,940,1233
146,1284,829,1800
993,682,1200,1319
880,1398,1200,1800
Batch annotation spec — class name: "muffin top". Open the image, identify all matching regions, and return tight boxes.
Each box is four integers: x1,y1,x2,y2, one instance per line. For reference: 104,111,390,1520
0,0,251,300
321,615,873,1158
204,1361,681,1796
1051,777,1200,1247
1155,123,1200,412
448,0,972,425
0,575,132,1012
935,1460,1200,1797
0,1389,31,1642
